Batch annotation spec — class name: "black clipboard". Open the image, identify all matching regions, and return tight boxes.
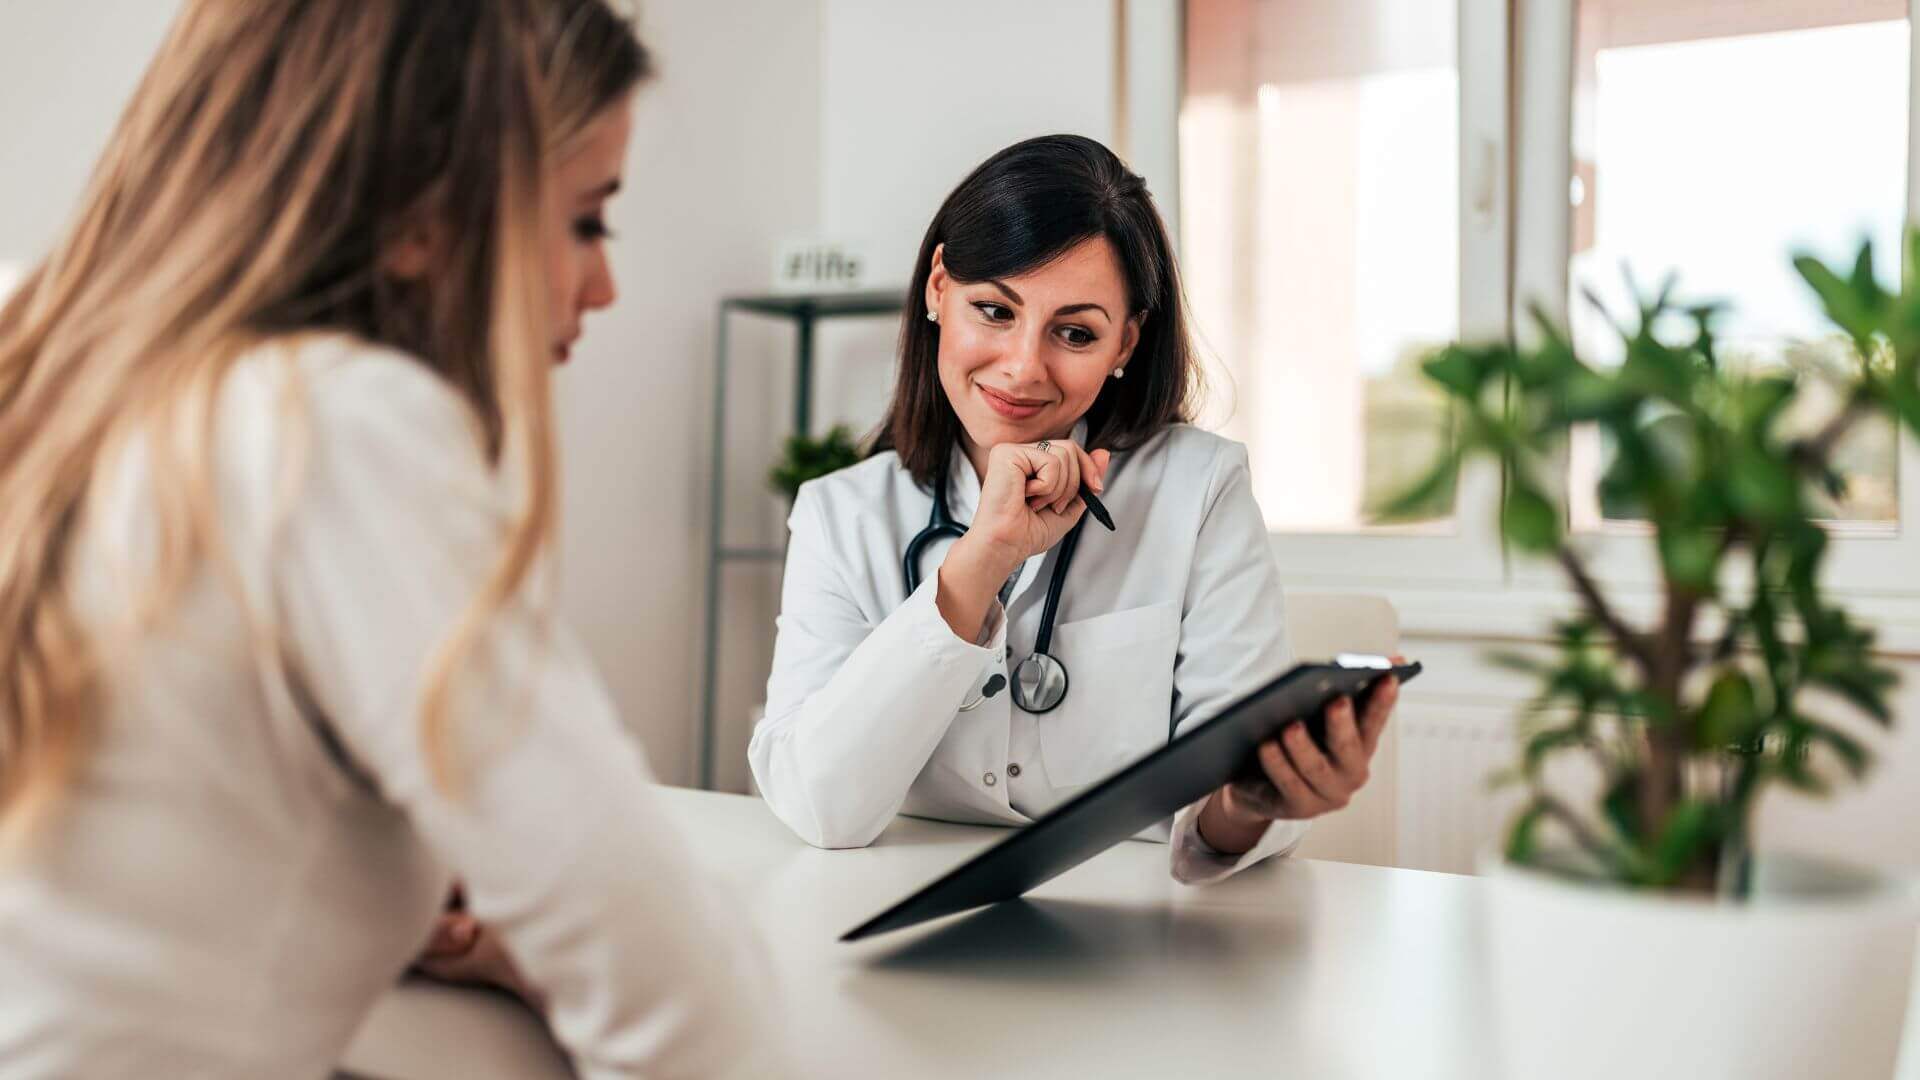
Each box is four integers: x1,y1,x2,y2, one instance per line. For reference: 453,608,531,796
841,656,1421,941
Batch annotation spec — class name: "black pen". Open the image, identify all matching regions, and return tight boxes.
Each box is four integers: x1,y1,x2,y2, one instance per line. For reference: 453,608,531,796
1081,483,1115,531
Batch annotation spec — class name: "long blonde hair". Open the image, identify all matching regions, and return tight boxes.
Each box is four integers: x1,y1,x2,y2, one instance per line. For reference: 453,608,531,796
0,0,649,842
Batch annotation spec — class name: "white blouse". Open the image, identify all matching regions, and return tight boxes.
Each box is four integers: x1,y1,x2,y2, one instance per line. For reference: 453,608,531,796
749,423,1306,883
0,335,784,1079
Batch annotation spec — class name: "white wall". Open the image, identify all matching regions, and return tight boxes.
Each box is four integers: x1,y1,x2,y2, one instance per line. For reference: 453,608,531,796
803,0,1125,482
561,0,821,787
818,0,1118,283
0,0,822,788
0,1,182,263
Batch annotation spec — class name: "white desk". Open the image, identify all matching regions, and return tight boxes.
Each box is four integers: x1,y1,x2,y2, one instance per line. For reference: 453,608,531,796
342,787,1496,1079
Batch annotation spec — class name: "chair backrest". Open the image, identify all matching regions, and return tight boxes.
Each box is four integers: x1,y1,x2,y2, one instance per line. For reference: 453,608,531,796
1282,591,1400,868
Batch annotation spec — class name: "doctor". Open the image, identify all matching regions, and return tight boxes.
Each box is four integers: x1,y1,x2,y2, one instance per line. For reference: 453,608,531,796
749,134,1399,882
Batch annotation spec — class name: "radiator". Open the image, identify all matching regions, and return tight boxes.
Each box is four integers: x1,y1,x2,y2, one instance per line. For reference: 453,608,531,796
1396,709,1523,875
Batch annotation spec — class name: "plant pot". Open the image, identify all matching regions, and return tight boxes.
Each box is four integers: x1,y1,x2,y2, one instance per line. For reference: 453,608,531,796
1481,849,1919,1080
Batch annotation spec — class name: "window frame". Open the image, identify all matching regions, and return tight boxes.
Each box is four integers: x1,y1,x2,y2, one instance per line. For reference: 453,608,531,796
1505,0,1920,601
1145,0,1511,586
1146,0,1920,621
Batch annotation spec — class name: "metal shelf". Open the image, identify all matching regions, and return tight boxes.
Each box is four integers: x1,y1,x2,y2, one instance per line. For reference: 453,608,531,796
698,289,905,789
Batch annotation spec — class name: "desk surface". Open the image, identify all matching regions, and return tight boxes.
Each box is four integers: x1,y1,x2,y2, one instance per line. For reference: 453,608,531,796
343,788,1496,1079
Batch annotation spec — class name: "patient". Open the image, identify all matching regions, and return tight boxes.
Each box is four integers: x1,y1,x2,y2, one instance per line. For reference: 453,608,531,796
0,2,783,1076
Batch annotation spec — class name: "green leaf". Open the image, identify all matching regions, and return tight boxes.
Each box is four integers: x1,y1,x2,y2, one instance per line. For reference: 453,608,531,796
1778,764,1832,796
1526,302,1572,349
1732,376,1796,436
1558,366,1631,422
1687,303,1731,372
1888,386,1920,441
1601,771,1641,843
1796,254,1878,344
1423,346,1493,399
1726,445,1799,520
1646,799,1718,887
1802,721,1871,780
1505,803,1548,864
1850,242,1884,312
1782,524,1829,602
1485,765,1527,791
1502,482,1562,553
1486,650,1549,676
1657,526,1720,592
1775,730,1833,796
768,424,863,499
1523,725,1587,775
1905,228,1920,297
1808,663,1896,726
1696,671,1759,750
1619,335,1694,404
1378,450,1460,522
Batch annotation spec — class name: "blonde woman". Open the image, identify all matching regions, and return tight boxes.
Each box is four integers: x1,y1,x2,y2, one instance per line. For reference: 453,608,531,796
0,2,782,1077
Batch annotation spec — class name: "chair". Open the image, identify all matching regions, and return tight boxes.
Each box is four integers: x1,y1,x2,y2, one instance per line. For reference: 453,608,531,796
1282,591,1401,868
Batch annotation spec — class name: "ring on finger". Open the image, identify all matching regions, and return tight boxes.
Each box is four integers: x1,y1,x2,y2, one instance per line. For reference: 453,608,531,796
1035,439,1050,452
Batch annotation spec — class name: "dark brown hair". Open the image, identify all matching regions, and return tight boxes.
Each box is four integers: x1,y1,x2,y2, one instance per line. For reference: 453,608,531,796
872,133,1201,487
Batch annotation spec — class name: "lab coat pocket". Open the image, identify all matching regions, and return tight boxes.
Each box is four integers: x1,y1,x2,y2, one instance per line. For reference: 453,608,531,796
1038,602,1181,789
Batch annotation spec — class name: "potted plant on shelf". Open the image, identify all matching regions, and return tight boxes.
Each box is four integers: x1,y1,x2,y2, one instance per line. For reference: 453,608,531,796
768,424,862,503
1392,235,1920,1080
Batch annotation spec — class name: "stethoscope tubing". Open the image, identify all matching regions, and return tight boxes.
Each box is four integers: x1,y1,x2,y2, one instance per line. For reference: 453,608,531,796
902,463,1084,714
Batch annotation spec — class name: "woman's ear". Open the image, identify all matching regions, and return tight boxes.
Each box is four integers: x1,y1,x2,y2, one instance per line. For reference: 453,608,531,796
1116,312,1146,371
380,219,443,282
924,243,948,321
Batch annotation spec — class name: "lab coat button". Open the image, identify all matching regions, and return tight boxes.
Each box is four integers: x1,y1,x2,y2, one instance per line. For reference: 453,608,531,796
1007,763,1022,778
983,771,997,787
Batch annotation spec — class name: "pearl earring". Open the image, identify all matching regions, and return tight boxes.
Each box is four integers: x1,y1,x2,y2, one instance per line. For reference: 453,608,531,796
1112,367,1125,379
927,310,938,323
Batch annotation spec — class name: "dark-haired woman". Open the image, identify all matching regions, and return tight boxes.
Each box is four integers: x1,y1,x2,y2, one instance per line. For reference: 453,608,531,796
749,135,1399,882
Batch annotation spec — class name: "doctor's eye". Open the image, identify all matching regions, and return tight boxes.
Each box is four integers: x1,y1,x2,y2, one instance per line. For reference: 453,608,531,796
971,301,1014,324
573,215,614,243
1056,325,1097,348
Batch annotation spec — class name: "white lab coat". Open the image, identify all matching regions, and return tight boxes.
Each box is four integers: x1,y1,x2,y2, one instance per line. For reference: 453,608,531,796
749,422,1307,883
1,335,785,1079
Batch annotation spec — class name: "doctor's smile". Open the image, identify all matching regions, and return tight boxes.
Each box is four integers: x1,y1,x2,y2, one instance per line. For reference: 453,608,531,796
974,381,1052,422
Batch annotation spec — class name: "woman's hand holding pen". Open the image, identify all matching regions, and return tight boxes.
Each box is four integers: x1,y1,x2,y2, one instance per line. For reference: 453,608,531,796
935,440,1109,642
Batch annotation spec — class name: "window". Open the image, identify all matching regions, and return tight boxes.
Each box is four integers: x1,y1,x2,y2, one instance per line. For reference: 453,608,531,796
1159,0,1920,602
1180,0,1463,531
1567,0,1910,528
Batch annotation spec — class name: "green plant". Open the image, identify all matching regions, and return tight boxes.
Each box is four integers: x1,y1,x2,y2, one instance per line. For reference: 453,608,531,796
769,424,862,501
1391,233,1920,894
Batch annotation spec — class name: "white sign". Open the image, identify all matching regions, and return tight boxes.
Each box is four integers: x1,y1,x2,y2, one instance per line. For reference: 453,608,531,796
772,240,870,294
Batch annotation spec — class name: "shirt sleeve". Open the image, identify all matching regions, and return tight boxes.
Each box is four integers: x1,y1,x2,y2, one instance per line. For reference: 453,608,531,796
748,482,1004,849
269,352,787,1080
1164,441,1309,885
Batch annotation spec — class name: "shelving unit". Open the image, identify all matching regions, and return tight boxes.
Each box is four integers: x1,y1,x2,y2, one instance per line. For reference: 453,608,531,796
697,289,905,790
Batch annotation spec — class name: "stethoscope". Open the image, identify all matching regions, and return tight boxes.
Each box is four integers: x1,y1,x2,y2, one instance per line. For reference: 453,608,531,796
903,462,1087,714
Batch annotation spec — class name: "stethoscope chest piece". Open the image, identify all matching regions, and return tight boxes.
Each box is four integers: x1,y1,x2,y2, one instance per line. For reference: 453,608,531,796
905,460,1092,716
1010,651,1069,714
